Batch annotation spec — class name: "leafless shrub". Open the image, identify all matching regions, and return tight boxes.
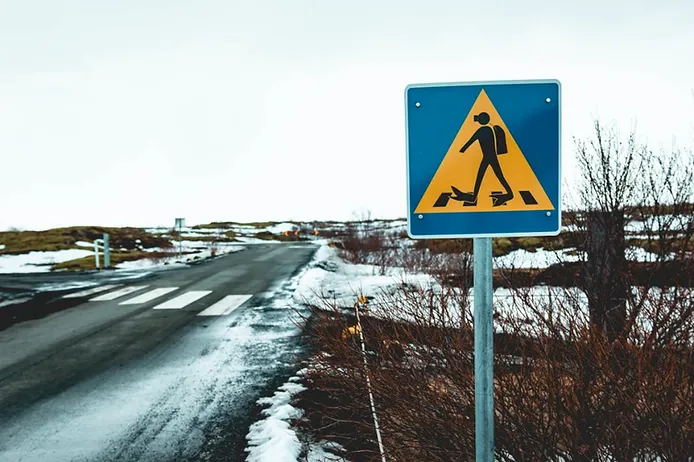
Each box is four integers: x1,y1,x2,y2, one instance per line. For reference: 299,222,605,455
629,144,694,263
561,120,694,338
333,221,409,276
296,120,694,461
299,278,694,461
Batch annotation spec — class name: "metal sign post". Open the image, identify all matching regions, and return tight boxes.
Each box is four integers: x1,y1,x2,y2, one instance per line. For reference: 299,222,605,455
473,237,494,460
175,218,185,261
103,233,110,268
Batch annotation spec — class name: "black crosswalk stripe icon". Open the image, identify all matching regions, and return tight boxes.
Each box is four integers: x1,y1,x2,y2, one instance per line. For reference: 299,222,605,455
433,189,538,208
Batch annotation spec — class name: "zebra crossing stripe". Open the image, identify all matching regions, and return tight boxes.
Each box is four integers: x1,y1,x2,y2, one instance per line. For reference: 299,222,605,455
63,284,121,299
90,286,149,301
153,290,212,310
118,287,178,305
87,286,257,317
197,295,253,316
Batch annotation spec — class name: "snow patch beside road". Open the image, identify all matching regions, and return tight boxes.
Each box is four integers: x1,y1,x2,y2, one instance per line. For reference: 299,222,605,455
0,249,94,274
114,243,244,270
245,378,306,462
245,372,348,462
243,242,350,462
494,248,581,268
293,243,438,311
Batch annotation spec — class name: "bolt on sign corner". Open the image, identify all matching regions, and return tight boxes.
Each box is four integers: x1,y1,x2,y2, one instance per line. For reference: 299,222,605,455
405,79,562,239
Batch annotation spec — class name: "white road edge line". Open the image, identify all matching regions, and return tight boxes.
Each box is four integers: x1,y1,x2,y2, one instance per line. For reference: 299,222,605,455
118,287,179,305
90,286,149,301
153,290,213,310
197,294,253,317
63,284,122,299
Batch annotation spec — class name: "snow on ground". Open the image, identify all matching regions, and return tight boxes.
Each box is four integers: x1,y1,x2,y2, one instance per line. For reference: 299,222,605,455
488,244,673,269
243,242,349,462
292,244,588,327
114,258,188,271
244,366,349,462
144,227,170,235
283,240,691,461
304,442,347,462
0,266,323,462
245,377,306,462
293,242,692,334
2,217,685,276
115,243,244,270
176,231,215,238
249,239,691,461
0,244,5,251
230,225,266,235
625,215,692,234
244,371,348,462
0,235,244,273
0,249,94,274
235,236,284,244
625,246,678,262
293,244,438,311
494,248,581,269
246,369,345,462
266,222,300,234
0,296,33,308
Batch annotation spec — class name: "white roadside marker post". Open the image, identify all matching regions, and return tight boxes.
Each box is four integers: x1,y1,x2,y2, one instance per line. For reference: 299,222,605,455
94,238,102,270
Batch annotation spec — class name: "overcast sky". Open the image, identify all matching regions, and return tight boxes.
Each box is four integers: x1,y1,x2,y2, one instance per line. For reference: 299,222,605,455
1,0,692,230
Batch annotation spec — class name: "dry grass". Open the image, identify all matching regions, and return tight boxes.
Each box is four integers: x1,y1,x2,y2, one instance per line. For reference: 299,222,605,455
195,220,303,229
50,250,184,271
295,122,694,460
253,230,311,242
0,226,173,255
294,200,694,459
176,234,239,243
297,282,694,461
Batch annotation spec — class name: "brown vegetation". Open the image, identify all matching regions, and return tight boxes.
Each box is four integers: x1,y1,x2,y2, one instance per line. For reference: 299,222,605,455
0,226,173,255
292,120,694,461
50,250,183,271
296,270,694,461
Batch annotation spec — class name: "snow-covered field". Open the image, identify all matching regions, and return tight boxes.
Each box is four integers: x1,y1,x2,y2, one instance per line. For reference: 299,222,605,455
0,249,94,274
0,242,244,274
494,248,581,268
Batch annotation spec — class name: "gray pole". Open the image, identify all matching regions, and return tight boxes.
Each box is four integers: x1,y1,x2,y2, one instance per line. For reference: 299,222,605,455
178,226,182,261
473,237,494,461
103,233,110,268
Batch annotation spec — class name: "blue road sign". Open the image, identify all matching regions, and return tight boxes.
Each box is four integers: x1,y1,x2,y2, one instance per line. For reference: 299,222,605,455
405,79,561,239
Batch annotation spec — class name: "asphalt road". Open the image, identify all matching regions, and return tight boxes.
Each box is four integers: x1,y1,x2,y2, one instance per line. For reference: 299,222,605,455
0,243,318,462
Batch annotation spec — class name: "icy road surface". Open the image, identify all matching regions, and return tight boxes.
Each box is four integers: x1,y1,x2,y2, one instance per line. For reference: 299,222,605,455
0,243,318,462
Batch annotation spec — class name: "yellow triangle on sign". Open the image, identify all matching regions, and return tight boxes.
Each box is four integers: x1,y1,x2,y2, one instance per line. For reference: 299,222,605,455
415,89,555,214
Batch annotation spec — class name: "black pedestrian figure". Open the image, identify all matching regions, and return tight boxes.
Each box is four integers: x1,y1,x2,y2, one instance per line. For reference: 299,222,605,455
452,112,514,206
